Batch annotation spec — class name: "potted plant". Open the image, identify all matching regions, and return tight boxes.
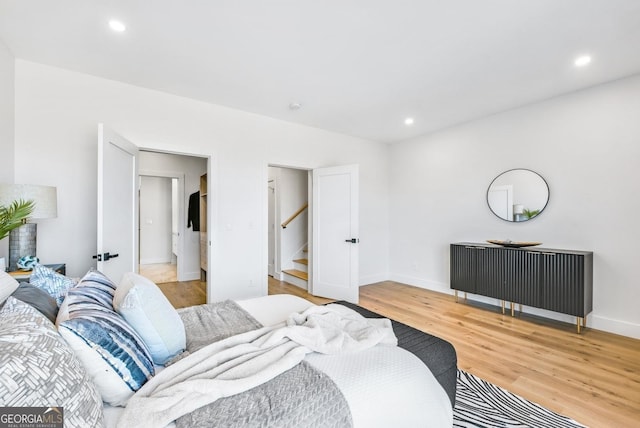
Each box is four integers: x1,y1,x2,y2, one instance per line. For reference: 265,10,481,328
0,200,35,241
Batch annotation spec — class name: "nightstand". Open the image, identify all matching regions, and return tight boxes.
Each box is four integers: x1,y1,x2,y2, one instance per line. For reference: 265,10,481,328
7,263,66,281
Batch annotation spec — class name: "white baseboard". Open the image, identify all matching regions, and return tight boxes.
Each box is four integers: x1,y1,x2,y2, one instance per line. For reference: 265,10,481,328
388,273,451,294
590,315,640,340
359,273,388,286
180,270,201,282
139,257,172,265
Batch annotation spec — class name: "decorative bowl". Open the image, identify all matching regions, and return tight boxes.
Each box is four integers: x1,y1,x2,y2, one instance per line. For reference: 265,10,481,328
486,240,542,248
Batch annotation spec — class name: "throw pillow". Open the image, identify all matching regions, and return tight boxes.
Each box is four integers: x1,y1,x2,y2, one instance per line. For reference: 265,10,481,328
59,269,155,406
56,268,116,326
29,264,77,306
11,283,58,323
114,272,186,365
0,270,19,304
0,297,104,427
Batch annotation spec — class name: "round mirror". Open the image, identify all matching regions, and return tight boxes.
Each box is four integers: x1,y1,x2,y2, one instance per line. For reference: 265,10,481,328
487,169,549,222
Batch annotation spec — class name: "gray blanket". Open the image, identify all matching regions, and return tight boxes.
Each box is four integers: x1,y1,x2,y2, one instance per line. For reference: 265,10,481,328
176,301,353,428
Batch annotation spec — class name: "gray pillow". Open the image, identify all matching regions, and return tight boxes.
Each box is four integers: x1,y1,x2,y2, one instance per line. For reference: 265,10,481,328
0,297,104,427
11,283,58,323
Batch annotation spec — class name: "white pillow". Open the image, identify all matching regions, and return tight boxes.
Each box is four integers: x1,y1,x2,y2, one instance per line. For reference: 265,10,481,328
0,270,20,304
114,272,186,365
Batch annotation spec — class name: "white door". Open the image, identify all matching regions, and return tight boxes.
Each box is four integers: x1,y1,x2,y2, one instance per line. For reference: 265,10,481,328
310,164,359,303
487,184,513,221
96,123,139,283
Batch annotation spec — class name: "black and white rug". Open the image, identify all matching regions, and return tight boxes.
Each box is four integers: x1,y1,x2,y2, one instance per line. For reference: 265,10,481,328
454,370,587,428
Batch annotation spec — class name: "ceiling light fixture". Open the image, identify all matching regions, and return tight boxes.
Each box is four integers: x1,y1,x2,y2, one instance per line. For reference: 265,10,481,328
404,117,414,126
109,20,126,32
289,102,302,110
574,55,592,67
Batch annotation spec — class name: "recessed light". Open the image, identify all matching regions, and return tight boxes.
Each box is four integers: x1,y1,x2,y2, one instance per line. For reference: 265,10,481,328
289,102,302,110
574,55,591,67
109,20,126,32
404,117,414,126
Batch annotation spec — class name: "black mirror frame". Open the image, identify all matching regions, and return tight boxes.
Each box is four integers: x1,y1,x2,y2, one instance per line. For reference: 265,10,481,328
487,168,550,223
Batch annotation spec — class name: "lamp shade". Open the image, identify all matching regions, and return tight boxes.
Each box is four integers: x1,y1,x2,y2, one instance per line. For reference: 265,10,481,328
0,183,58,220
513,204,524,215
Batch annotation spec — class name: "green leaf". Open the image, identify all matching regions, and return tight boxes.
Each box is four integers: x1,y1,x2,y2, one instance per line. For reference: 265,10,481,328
0,199,35,241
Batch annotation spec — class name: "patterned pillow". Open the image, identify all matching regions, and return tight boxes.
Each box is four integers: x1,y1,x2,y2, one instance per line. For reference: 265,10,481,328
56,269,117,325
29,264,77,306
0,297,104,427
59,269,155,406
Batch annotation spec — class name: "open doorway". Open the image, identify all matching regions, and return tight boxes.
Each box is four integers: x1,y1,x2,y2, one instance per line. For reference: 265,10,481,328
138,151,208,286
268,166,310,290
139,175,177,283
268,163,360,303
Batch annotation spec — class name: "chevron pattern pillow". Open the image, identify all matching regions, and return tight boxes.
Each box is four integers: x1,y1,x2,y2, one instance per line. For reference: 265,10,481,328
29,263,77,306
0,297,104,427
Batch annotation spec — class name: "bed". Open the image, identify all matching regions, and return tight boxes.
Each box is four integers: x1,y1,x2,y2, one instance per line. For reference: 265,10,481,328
1,268,457,428
104,294,457,427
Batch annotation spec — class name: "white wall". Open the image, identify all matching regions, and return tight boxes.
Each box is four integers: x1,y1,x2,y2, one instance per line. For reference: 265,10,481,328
14,60,390,301
0,39,15,260
139,176,172,264
0,39,14,184
389,73,640,339
139,150,206,280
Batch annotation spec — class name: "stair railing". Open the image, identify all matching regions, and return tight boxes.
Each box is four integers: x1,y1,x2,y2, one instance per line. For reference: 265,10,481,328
281,203,308,229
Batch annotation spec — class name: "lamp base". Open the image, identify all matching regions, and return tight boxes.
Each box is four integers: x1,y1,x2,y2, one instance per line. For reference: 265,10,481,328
8,223,37,271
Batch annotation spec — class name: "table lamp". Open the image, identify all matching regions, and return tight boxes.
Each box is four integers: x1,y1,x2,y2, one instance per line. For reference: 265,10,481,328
0,183,57,271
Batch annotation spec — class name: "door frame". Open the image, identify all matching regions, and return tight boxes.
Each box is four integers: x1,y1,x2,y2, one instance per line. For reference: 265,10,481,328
267,176,281,279
138,170,185,280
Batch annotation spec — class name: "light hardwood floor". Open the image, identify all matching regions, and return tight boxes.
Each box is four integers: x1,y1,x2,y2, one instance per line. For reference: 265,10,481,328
159,277,640,427
139,262,177,284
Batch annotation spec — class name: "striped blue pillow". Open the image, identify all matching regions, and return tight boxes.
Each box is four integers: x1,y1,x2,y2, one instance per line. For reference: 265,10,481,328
59,270,154,405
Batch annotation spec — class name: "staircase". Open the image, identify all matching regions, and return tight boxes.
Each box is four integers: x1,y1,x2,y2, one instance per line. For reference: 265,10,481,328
282,253,308,289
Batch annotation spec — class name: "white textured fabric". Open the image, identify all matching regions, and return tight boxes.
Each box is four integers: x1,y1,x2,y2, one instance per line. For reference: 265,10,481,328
117,304,395,428
306,346,453,427
0,270,19,303
114,272,186,365
236,294,315,326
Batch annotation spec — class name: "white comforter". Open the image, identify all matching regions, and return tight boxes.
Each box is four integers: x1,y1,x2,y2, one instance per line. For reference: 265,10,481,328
104,295,453,428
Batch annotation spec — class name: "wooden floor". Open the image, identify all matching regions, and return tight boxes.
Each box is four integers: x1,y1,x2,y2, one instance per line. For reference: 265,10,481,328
139,262,177,284
159,277,640,427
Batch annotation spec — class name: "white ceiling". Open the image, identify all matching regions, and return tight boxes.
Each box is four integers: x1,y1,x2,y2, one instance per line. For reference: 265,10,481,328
1,0,640,143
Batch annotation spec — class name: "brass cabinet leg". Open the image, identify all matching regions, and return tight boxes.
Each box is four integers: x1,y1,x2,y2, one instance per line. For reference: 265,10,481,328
582,315,587,327
455,290,459,303
511,302,515,317
577,317,582,334
501,300,505,315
